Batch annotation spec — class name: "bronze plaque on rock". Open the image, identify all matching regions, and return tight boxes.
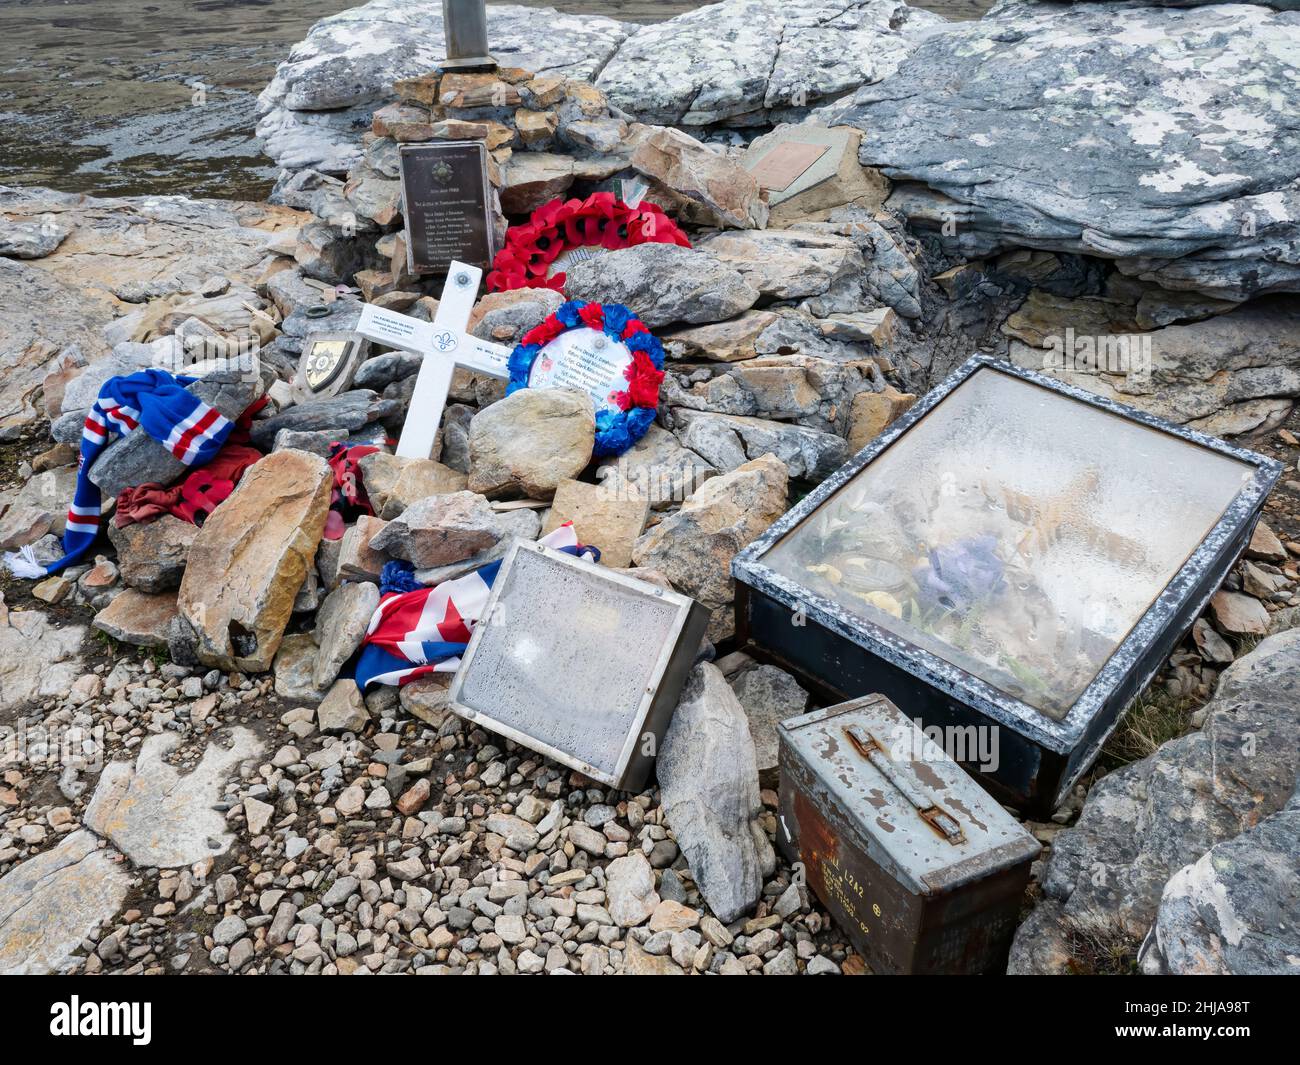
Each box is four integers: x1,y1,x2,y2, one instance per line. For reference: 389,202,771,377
748,141,830,192
399,141,495,276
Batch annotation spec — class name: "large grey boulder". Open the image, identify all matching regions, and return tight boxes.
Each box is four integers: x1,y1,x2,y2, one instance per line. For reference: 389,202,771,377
657,663,776,923
255,1,634,175
822,1,1300,300
1008,627,1300,974
1139,783,1300,975
597,0,945,127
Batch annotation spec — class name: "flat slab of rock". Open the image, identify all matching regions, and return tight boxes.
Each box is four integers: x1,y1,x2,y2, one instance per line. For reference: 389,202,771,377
674,410,846,481
83,727,263,868
1009,628,1300,974
108,515,197,593
357,452,468,520
0,830,129,975
178,448,333,672
822,1,1300,299
313,581,380,689
541,479,649,569
658,663,774,924
729,664,809,782
370,490,501,568
92,588,179,648
0,594,84,713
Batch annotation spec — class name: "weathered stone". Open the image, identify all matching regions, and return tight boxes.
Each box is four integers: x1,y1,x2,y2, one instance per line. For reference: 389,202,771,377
1209,590,1270,638
1140,785,1300,976
730,665,809,782
674,410,847,481
0,594,84,712
0,831,129,975
633,454,787,641
541,479,649,569
398,673,453,726
631,126,766,229
846,385,916,452
0,466,78,540
468,288,566,347
413,507,541,586
178,449,333,672
108,515,197,593
92,589,179,649
313,581,380,689
605,853,660,928
593,424,716,512
337,514,389,582
249,389,396,450
748,125,889,227
84,728,263,868
370,491,501,568
662,311,778,364
317,679,370,734
823,2,1300,300
468,388,594,499
567,244,759,330
273,632,328,702
699,228,865,300
500,153,576,215
658,663,774,923
1009,629,1300,974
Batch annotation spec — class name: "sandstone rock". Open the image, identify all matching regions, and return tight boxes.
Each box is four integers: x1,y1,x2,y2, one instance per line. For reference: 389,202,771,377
541,479,649,569
1209,590,1270,638
467,388,595,499
108,515,197,592
317,679,370,734
633,453,787,642
1139,785,1300,975
178,449,333,672
338,514,390,583
500,153,576,215
674,410,847,481
622,937,684,975
593,424,716,512
1246,520,1287,563
566,244,759,330
0,466,78,540
658,663,774,923
273,632,328,702
846,385,916,452
399,673,453,727
370,491,501,568
468,288,566,347
730,665,809,782
699,228,865,300
1008,629,1300,974
823,2,1300,300
605,853,660,928
84,728,263,868
0,830,129,975
631,126,766,229
92,589,179,649
312,581,380,689
412,508,541,586
663,311,778,364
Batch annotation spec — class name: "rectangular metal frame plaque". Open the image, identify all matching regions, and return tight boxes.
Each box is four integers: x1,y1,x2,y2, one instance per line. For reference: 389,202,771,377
398,140,495,276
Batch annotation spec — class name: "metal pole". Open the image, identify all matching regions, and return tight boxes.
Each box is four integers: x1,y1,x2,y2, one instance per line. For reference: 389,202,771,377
442,0,497,72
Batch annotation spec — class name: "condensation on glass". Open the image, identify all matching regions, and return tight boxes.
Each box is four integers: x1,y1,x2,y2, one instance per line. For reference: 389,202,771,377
762,368,1255,719
453,545,684,782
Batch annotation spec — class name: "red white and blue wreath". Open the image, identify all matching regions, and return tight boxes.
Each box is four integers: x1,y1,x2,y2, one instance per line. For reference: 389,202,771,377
507,300,664,458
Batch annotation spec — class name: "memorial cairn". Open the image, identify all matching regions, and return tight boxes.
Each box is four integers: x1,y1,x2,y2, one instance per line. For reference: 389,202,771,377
1,1,1297,980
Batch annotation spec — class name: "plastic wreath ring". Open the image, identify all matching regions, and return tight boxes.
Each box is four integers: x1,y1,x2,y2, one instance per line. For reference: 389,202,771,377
507,300,665,458
486,191,691,294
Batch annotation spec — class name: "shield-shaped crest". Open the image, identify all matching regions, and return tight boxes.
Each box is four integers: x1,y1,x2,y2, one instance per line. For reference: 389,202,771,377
293,332,368,402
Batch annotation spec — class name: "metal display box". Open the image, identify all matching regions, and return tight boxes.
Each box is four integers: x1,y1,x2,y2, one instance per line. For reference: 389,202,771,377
736,355,1282,813
449,539,710,791
778,695,1040,974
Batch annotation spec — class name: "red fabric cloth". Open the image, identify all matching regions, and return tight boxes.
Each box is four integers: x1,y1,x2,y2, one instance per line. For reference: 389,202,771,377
114,443,262,528
324,442,381,540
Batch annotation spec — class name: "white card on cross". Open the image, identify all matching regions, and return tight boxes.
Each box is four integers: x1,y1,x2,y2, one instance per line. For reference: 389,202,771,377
355,261,511,459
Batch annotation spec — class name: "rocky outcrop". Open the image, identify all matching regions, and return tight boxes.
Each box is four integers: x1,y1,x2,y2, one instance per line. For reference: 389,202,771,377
822,1,1300,300
1008,628,1300,974
177,449,333,672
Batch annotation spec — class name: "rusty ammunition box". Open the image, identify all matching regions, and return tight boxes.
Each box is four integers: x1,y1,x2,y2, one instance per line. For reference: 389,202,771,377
778,695,1040,974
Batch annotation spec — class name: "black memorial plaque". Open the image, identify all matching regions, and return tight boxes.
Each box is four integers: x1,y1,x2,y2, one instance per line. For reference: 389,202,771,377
398,141,495,276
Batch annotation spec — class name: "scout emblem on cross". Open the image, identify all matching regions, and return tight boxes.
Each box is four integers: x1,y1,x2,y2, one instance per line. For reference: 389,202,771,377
356,262,510,459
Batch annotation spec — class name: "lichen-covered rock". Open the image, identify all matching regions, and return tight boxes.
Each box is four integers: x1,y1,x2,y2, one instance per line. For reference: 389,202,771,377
822,1,1300,300
658,663,775,923
1008,628,1300,974
178,449,333,672
566,244,759,329
467,388,594,499
633,453,787,640
597,0,943,127
1139,784,1300,975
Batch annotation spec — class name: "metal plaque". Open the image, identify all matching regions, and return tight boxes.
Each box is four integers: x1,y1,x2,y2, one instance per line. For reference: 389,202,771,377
747,141,829,192
292,332,368,402
399,141,495,276
450,539,710,790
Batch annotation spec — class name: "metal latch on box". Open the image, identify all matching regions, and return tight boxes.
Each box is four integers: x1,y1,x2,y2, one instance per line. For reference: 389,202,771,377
844,725,966,845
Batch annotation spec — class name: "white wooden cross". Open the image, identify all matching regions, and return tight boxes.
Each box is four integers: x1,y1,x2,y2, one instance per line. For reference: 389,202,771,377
356,261,510,459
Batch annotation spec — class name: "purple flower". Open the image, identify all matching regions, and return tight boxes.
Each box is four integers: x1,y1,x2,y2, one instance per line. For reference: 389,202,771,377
915,535,1005,615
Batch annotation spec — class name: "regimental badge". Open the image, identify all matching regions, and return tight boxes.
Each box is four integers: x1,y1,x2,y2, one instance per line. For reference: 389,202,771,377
293,332,369,402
